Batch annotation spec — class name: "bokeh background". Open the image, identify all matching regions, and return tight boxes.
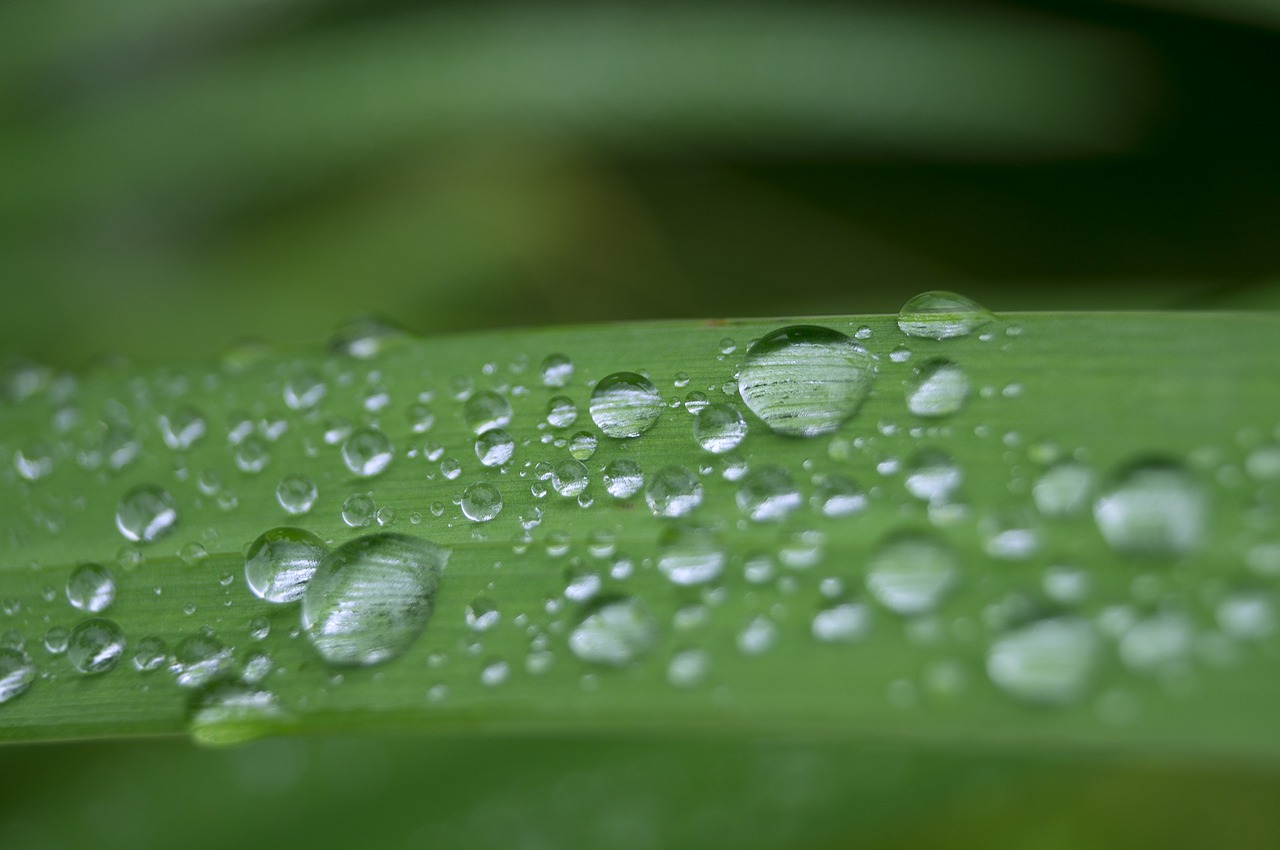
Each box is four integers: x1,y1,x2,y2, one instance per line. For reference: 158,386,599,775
3,0,1280,847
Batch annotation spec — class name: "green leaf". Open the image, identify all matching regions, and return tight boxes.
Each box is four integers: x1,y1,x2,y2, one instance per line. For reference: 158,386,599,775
0,310,1278,759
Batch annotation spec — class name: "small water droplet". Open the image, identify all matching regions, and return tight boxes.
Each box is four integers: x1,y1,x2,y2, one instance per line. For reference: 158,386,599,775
1094,460,1206,557
66,563,116,613
551,460,590,498
657,525,726,585
132,635,169,672
541,354,574,388
44,627,70,655
171,633,234,688
812,601,872,643
0,649,36,704
904,450,962,503
736,466,801,522
737,325,875,438
234,434,271,474
480,659,510,687
603,459,643,499
569,596,657,667
463,390,513,434
667,648,710,687
589,373,663,438
283,369,327,411
188,681,290,746
116,485,178,543
460,483,503,522
157,407,207,450
568,431,598,460
245,527,327,604
1245,444,1280,482
342,427,393,478
905,359,970,418
1119,613,1192,671
737,616,778,655
897,291,994,340
276,473,318,515
866,534,959,616
645,465,703,518
1032,461,1094,517
545,396,578,429
987,618,1097,706
693,403,747,454
466,597,501,632
1217,592,1275,640
302,533,447,666
67,618,126,674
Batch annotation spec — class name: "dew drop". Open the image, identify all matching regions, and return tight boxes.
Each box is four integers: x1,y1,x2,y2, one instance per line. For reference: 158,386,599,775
466,597,500,632
460,483,503,523
644,465,703,518
551,460,590,498
341,493,376,528
245,527,327,604
865,534,959,616
987,618,1097,706
1093,460,1206,557
115,485,178,543
603,459,644,499
813,475,867,517
667,648,709,687
0,649,36,704
736,466,801,522
1032,461,1094,517
692,403,747,454
463,390,513,434
283,369,327,411
737,616,778,655
897,291,994,340
234,434,270,474
67,618,126,674
737,325,875,438
657,525,726,585
157,407,207,450
474,429,515,467
132,635,169,672
905,359,970,418
189,682,290,746
588,373,663,438
540,354,574,388
1217,592,1275,640
1119,613,1192,671
568,596,657,667
341,427,393,478
275,473,318,515
545,396,578,429
302,533,447,666
568,431,598,461
66,563,116,613
812,601,872,643
904,450,962,503
171,633,234,688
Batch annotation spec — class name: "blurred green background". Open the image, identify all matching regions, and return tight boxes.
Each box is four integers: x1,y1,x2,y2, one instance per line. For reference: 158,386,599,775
3,0,1280,847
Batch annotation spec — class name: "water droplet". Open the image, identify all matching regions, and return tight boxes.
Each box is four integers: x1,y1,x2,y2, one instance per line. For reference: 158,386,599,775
1119,613,1192,671
329,315,405,359
171,633,234,688
66,563,116,613
1094,460,1206,557
1217,592,1275,640
813,475,866,517
1042,565,1090,605
44,627,70,655
466,597,500,632
341,427,393,478
667,648,710,687
274,473,318,515
568,431,598,460
460,483,503,522
127,636,167,673
189,682,290,746
541,354,574,388
603,459,643,499
551,460,590,498
904,450,962,503
116,485,178,543
474,429,515,467
233,434,271,474
812,601,872,643
545,396,578,428
737,325,875,437
568,596,657,667
905,359,970,418
693,403,747,454
737,616,778,655
341,493,376,528
0,649,36,704
244,527,326,604
736,466,801,522
157,407,207,450
588,372,663,438
683,391,709,414
645,465,703,518
657,525,726,585
987,618,1097,706
866,534,959,616
897,291,994,340
67,618,126,674
980,510,1041,561
302,533,447,666
480,659,510,687
1245,444,1280,482
1032,461,1094,517
283,368,327,411
463,390,513,434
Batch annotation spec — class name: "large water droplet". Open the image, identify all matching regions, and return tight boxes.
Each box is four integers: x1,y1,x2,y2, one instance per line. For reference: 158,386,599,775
865,534,959,616
463,390,513,434
905,359,970,418
341,427,393,478
0,649,36,704
66,563,116,613
245,527,327,604
657,525,725,585
693,403,747,454
1093,460,1206,557
987,618,1097,705
589,373,663,438
737,325,875,438
568,596,657,666
115,485,178,543
460,483,503,522
645,465,703,518
897,291,994,340
67,618,126,674
302,533,447,666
